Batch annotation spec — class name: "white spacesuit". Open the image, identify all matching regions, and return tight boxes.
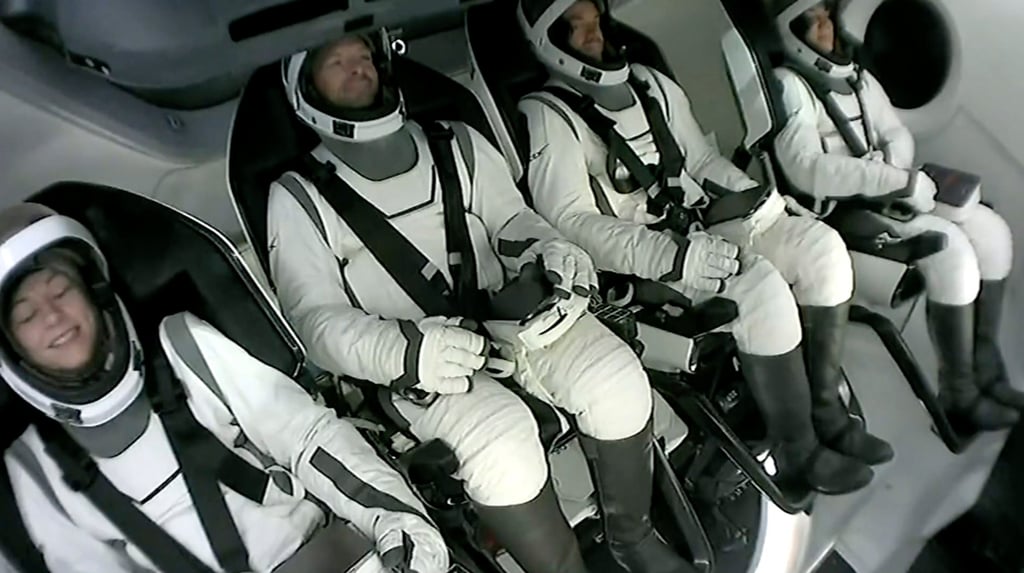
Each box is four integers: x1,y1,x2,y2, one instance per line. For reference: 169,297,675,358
770,0,1022,432
517,0,888,494
268,30,690,573
0,203,448,573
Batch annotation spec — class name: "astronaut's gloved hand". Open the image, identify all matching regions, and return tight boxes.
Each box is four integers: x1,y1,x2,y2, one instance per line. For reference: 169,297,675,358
519,238,599,299
899,171,937,214
376,515,450,573
664,232,741,295
396,317,487,395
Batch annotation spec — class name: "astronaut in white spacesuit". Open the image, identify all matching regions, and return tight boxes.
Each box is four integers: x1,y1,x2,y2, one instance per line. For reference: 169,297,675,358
267,30,694,573
771,0,1021,434
0,203,449,573
517,0,887,495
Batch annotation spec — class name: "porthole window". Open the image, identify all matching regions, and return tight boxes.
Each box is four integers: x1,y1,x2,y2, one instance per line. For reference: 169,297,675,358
861,0,953,110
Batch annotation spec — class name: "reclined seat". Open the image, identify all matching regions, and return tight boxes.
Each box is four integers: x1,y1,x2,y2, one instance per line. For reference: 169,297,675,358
227,47,707,571
716,0,967,453
465,0,837,515
0,181,480,573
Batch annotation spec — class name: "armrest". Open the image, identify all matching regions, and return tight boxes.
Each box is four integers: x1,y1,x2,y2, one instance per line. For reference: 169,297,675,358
852,231,947,263
827,207,948,263
635,298,739,338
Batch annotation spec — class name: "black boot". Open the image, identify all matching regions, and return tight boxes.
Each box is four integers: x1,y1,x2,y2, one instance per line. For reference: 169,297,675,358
739,348,874,495
974,280,1024,409
926,300,1019,432
800,302,894,466
579,419,697,573
473,481,588,573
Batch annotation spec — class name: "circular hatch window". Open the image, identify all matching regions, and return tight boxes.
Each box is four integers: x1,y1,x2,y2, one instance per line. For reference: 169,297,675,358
861,0,953,110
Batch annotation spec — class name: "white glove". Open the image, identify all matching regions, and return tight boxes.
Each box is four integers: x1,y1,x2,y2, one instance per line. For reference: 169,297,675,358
668,232,741,294
397,317,486,395
899,171,937,214
377,516,450,573
520,238,599,299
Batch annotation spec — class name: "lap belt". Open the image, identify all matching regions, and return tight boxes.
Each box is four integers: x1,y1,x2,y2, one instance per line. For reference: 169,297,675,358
290,121,480,320
540,74,696,231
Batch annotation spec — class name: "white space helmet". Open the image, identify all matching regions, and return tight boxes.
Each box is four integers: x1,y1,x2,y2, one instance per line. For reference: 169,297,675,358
282,29,406,143
774,0,857,84
518,0,629,86
0,204,143,428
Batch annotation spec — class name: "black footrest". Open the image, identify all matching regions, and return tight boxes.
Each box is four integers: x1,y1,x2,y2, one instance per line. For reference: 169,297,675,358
637,298,739,338
849,304,974,453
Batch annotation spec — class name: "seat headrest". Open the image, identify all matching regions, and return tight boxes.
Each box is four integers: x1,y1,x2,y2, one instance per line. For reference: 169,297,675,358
467,0,548,167
720,0,793,134
393,56,500,149
721,0,787,65
227,63,318,281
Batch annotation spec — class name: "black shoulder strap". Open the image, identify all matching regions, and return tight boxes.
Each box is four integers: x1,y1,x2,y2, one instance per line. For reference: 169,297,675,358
35,419,215,573
0,458,49,573
627,72,686,188
540,86,656,190
423,121,488,317
539,84,686,218
851,71,880,151
783,63,871,158
146,340,274,573
293,157,458,318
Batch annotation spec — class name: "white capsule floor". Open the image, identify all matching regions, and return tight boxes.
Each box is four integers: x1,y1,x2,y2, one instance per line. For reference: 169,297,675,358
801,299,1009,573
516,298,1017,573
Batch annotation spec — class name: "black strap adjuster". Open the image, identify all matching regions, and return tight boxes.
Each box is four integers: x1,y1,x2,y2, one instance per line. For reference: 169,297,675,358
62,454,100,492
